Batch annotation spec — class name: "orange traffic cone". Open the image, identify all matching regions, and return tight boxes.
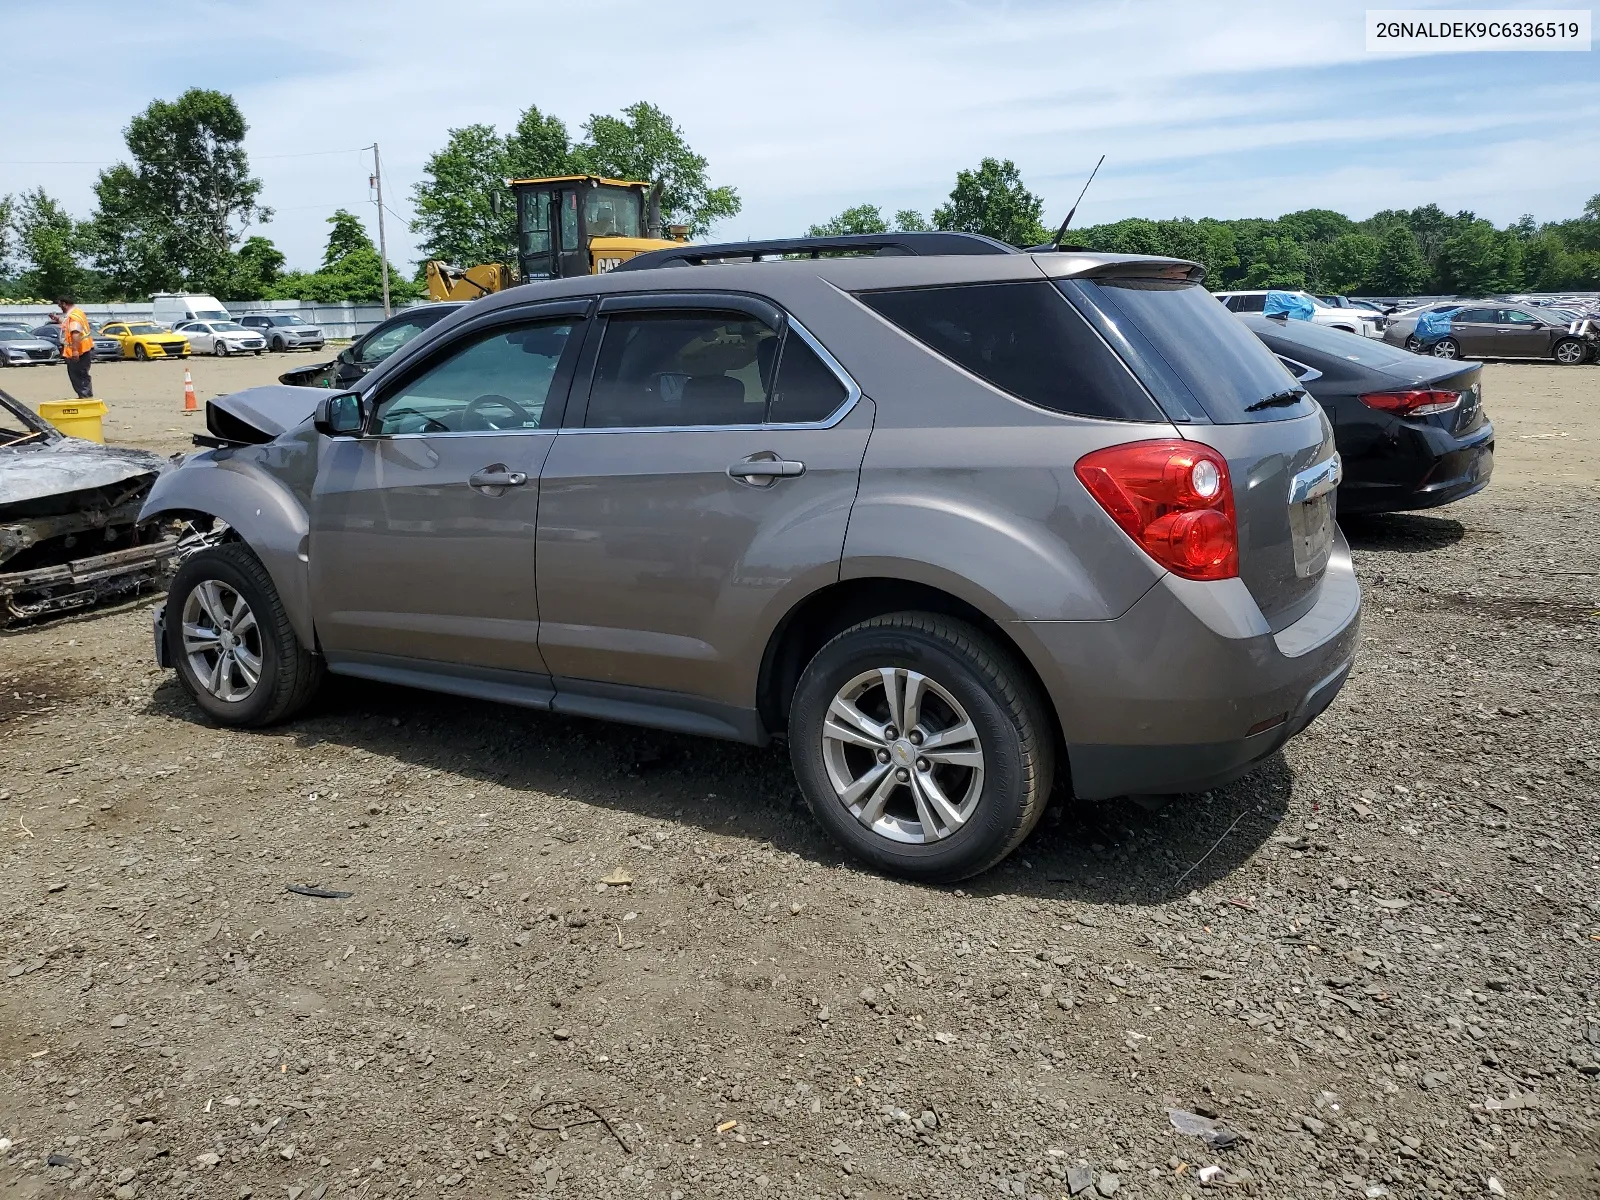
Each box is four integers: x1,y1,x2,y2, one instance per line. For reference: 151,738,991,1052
182,369,198,415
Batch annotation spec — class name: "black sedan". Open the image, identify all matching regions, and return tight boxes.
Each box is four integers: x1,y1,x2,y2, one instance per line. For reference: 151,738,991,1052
1242,315,1493,516
277,303,463,390
31,322,123,362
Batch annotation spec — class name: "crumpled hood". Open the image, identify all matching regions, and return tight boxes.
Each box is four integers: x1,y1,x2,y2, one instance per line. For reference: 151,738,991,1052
207,384,332,444
0,438,169,511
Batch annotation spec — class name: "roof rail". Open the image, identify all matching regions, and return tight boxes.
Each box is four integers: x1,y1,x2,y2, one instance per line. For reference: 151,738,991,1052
613,231,1018,271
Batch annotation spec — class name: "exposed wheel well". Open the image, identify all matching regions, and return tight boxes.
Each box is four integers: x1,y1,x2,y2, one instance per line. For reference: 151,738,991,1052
756,577,1057,744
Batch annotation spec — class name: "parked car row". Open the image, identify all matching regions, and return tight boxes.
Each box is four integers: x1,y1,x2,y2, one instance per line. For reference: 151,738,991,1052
1381,300,1595,364
1215,290,1386,337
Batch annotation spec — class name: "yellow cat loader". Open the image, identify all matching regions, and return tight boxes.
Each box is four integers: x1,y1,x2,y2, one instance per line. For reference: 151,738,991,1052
425,175,686,302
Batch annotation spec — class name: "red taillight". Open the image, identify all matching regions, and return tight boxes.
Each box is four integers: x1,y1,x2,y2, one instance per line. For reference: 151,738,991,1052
1359,389,1461,417
1074,440,1238,580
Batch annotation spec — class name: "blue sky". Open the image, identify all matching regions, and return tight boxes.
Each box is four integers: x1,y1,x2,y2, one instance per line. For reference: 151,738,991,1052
3,0,1596,272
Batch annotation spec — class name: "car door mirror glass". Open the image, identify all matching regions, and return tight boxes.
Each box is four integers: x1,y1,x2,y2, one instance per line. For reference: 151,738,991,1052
337,347,356,365
314,392,366,437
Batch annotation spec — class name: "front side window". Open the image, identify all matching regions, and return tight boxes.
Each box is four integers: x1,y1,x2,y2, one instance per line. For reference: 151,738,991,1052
584,187,642,239
1233,293,1267,313
373,319,577,435
559,191,580,251
1501,309,1540,324
585,312,777,429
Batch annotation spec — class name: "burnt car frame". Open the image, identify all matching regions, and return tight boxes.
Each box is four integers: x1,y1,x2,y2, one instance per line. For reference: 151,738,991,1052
0,388,178,623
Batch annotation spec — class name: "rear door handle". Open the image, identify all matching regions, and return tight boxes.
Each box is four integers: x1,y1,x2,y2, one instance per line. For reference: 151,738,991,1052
469,464,529,491
728,456,806,483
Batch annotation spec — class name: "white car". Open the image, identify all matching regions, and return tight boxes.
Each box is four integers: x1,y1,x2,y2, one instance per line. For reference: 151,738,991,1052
173,320,268,357
1214,290,1385,338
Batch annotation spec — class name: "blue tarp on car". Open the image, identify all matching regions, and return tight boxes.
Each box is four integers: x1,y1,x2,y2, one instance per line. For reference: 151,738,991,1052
1264,291,1316,321
1414,308,1461,345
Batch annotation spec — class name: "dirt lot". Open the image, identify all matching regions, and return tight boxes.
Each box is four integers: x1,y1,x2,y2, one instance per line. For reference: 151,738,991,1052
1,358,1597,1200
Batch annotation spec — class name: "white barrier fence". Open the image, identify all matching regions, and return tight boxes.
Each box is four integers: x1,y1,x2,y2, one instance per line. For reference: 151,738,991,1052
0,299,426,341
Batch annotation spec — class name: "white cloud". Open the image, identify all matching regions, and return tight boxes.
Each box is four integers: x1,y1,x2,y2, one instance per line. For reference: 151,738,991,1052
1,0,1594,273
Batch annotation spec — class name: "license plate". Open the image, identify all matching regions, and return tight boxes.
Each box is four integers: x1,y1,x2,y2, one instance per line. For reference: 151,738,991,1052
1289,495,1334,578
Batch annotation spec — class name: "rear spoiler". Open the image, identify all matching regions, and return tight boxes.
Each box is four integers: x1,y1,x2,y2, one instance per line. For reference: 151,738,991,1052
614,232,1017,271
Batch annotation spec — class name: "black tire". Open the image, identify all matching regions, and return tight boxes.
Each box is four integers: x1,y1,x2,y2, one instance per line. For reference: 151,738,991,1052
133,344,149,361
165,543,323,727
271,336,285,352
213,339,228,357
1552,337,1587,366
1431,337,1461,360
788,613,1054,882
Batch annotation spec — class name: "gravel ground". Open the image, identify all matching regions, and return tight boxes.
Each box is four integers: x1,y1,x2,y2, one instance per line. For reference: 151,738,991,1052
1,362,1596,1200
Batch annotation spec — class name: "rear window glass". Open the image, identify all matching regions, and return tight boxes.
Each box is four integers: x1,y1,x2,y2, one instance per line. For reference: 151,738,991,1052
1242,315,1417,368
769,333,848,424
856,281,1163,422
1061,279,1316,424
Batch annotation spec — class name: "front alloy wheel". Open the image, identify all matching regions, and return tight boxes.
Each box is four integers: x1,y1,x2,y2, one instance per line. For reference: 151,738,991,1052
822,668,985,843
181,579,262,703
1553,338,1587,365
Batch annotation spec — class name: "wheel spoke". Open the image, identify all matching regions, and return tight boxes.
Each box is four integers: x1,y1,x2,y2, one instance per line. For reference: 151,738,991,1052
206,650,227,695
231,609,258,639
181,623,221,651
195,581,225,627
824,715,883,751
923,746,984,769
913,770,966,833
828,694,887,746
856,767,899,827
878,668,902,731
839,760,891,809
228,590,249,624
919,719,976,751
233,645,261,687
902,671,926,736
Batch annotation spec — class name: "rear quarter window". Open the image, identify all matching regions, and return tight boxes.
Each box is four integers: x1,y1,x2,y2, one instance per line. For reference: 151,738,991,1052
855,281,1164,422
1061,279,1316,424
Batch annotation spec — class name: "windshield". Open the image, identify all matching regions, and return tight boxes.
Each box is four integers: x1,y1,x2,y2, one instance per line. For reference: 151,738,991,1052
585,186,643,239
270,315,305,326
193,309,229,322
212,322,247,333
1061,278,1316,424
0,329,29,340
127,324,162,334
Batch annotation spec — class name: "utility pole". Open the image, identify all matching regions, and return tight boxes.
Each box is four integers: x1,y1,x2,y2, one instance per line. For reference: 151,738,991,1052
370,143,392,318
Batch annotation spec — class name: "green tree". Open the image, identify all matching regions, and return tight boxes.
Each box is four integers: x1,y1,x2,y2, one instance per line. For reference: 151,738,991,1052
0,193,16,283
410,123,514,269
88,89,267,296
1318,233,1381,294
1372,225,1427,294
893,209,932,232
505,104,574,180
572,101,739,236
1520,232,1572,290
806,204,889,237
15,189,91,300
322,208,372,268
213,235,285,299
1439,220,1520,293
933,158,1048,247
1240,236,1309,289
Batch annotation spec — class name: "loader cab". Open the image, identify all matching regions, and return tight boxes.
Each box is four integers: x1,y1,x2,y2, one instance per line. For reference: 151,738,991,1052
512,175,673,281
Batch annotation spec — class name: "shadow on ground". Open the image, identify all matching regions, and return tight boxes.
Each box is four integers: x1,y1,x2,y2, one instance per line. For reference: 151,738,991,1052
1341,511,1466,553
148,673,1292,907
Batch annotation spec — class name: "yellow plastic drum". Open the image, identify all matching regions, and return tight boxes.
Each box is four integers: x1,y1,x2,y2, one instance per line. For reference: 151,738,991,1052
37,399,107,443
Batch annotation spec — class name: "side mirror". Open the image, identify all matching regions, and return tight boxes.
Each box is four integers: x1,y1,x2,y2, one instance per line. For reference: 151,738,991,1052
336,346,356,365
313,391,366,437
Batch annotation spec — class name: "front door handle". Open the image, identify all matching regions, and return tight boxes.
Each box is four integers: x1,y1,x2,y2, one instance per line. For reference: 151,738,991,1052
728,455,806,485
469,464,529,493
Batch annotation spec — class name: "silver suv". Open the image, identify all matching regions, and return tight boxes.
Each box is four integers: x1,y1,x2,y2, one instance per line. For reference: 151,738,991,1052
144,242,1360,880
238,312,326,353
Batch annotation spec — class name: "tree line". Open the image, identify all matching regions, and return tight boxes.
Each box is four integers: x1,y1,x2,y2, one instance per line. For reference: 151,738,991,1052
4,90,1596,305
0,91,737,305
813,158,1600,295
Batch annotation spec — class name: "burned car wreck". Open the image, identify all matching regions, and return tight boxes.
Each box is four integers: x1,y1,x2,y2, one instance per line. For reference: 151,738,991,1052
0,388,177,623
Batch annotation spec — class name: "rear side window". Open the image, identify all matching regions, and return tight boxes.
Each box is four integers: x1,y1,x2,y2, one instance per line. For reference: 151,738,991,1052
586,312,777,429
856,282,1164,421
1062,279,1316,424
768,334,848,424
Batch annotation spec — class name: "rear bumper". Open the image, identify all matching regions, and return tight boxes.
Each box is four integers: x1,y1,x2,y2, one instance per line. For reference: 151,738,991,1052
1337,421,1494,516
1021,532,1362,800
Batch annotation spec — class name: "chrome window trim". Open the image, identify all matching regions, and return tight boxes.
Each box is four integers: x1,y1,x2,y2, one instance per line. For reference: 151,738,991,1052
566,312,862,437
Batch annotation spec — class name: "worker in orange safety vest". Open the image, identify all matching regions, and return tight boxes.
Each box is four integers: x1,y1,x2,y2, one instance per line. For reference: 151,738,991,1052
55,294,95,399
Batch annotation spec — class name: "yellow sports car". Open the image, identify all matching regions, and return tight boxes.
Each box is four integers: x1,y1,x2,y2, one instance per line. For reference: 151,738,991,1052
99,321,190,361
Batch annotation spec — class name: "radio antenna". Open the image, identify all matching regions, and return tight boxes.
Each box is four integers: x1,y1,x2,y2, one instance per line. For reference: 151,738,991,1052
1049,154,1105,251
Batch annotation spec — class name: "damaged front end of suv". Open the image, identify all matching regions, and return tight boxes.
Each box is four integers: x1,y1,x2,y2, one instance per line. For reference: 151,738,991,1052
0,388,178,625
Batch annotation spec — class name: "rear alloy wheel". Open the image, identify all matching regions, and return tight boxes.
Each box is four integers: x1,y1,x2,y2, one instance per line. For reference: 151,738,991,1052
166,543,323,727
133,344,149,361
789,613,1053,881
1431,337,1461,360
1553,337,1587,365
